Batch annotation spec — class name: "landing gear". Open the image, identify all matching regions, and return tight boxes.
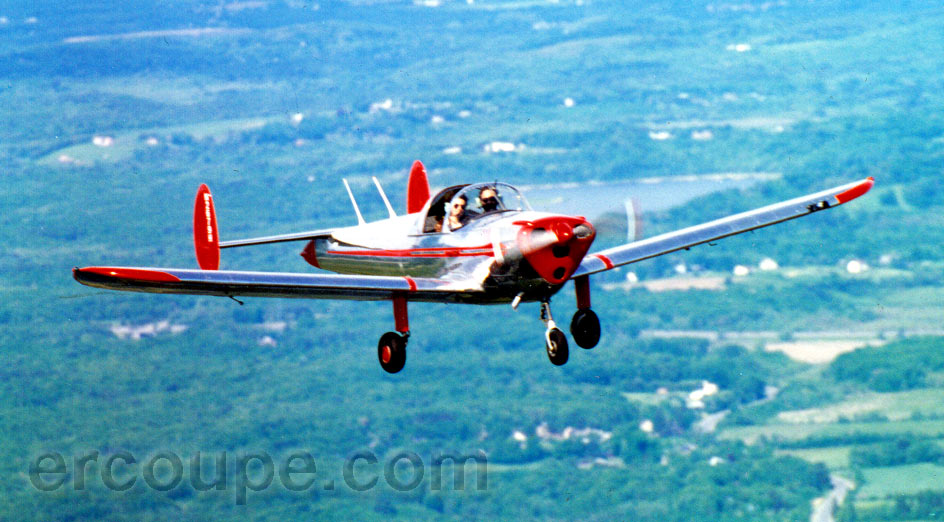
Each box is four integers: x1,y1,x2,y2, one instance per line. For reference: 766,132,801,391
377,293,409,374
570,309,600,349
545,327,569,366
540,301,569,365
571,275,601,349
378,331,407,374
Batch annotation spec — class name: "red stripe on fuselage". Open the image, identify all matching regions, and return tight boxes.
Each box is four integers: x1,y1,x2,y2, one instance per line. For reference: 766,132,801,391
404,277,417,292
327,244,494,258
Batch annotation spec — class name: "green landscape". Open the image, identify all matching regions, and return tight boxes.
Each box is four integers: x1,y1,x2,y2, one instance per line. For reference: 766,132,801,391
4,1,944,520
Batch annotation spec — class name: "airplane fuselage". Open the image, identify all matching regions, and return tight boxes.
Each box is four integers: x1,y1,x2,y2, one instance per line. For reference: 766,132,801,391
301,209,596,304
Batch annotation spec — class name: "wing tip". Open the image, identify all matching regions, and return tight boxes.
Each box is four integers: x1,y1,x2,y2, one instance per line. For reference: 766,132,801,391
835,177,875,204
74,267,182,284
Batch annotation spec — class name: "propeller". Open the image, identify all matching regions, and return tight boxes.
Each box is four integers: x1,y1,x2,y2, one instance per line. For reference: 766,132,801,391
490,216,596,285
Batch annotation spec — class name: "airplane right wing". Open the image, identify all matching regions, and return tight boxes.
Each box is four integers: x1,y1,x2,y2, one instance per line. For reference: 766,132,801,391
573,177,874,277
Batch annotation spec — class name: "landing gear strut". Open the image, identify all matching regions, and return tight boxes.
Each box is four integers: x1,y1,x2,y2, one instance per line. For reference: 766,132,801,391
570,275,600,349
540,300,569,366
378,293,409,374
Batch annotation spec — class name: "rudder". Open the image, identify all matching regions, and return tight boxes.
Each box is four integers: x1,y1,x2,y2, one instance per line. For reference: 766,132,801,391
406,160,430,214
193,184,220,270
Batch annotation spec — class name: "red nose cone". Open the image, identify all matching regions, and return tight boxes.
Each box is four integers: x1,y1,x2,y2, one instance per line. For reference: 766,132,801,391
553,221,574,242
517,216,595,285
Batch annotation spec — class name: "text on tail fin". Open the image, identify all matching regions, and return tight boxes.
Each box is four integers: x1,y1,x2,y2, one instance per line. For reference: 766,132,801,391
193,183,220,270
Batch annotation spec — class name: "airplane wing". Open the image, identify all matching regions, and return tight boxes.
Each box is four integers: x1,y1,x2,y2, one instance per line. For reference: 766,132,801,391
72,266,484,303
573,177,874,277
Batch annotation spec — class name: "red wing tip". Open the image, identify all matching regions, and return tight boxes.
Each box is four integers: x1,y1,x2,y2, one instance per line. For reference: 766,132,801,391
835,178,875,204
75,267,181,283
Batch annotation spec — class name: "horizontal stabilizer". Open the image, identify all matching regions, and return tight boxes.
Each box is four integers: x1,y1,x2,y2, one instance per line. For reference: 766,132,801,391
219,228,336,249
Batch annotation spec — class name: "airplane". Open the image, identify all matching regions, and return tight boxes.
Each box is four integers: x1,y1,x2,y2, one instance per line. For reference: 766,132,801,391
73,161,874,373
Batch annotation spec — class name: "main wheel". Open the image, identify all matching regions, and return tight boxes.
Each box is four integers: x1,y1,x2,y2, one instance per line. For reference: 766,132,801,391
570,309,601,349
545,328,569,366
378,332,407,373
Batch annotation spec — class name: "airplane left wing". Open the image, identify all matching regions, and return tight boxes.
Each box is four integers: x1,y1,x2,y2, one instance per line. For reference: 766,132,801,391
73,267,483,303
573,177,874,277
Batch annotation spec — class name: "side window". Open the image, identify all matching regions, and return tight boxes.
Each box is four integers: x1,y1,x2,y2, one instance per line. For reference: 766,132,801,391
422,186,465,233
423,209,444,233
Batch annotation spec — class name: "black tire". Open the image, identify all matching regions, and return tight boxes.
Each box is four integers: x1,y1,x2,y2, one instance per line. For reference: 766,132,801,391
545,328,569,366
570,309,601,349
378,332,407,373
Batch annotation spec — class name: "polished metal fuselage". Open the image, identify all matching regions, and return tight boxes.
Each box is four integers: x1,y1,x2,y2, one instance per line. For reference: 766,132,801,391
308,210,570,303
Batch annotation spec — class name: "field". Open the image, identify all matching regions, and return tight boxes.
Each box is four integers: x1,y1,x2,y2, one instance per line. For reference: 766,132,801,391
858,463,944,499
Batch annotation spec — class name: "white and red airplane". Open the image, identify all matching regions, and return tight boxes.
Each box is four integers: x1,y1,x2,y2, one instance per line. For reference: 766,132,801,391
74,161,874,373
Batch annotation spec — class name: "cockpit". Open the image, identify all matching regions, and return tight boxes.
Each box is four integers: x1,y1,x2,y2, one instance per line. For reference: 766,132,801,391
421,182,532,233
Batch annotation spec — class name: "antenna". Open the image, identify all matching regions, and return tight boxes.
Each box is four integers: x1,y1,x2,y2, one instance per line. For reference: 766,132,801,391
372,176,397,218
342,179,366,225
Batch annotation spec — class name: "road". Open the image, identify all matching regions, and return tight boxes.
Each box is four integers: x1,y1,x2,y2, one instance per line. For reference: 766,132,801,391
811,474,855,522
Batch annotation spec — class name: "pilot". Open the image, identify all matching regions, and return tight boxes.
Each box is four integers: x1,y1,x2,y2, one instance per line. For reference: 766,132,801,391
478,186,500,213
445,195,469,231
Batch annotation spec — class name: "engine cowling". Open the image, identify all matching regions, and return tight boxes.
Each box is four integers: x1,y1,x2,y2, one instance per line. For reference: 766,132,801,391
514,216,595,285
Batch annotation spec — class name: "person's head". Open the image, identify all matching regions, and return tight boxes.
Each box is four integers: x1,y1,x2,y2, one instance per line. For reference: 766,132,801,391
450,195,467,217
479,187,499,212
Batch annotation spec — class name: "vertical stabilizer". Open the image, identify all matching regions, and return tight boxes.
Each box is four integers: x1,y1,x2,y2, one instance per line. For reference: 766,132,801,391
193,184,220,270
406,160,430,214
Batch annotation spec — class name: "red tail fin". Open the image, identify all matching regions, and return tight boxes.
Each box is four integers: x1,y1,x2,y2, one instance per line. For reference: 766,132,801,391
406,160,430,214
193,184,220,270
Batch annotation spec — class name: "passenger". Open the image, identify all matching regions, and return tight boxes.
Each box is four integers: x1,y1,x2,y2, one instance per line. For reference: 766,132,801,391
478,186,500,213
446,195,469,231
429,215,443,233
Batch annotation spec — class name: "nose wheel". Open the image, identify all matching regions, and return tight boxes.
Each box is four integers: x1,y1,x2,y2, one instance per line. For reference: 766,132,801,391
540,301,569,366
545,327,569,366
378,331,407,374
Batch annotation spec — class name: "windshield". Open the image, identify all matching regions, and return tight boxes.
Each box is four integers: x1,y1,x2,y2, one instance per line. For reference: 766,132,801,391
443,183,531,231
